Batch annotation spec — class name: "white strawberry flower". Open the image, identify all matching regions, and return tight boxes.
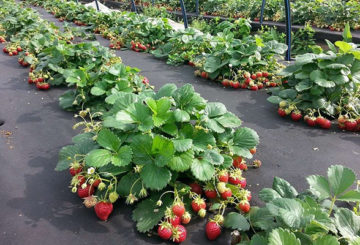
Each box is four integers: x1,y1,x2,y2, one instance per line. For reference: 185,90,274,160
229,64,233,68
87,167,95,175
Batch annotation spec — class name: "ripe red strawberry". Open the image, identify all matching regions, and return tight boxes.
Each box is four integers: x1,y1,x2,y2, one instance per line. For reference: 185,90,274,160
221,189,232,200
28,78,34,84
172,225,187,243
221,79,230,87
238,200,250,213
191,198,206,213
172,203,185,217
345,119,357,131
201,71,208,79
243,72,250,78
250,85,258,91
251,74,257,80
291,111,302,121
241,83,247,89
189,182,203,195
278,108,286,117
204,189,217,199
250,148,256,155
17,47,22,52
270,82,277,87
240,178,247,188
69,166,82,176
244,77,251,84
258,83,264,89
158,222,172,240
246,191,252,201
229,176,241,185
206,221,221,240
181,212,191,224
337,116,347,129
306,117,317,127
218,171,229,183
262,71,269,77
142,76,149,85
94,201,113,221
36,82,50,90
92,179,101,187
316,117,331,129
37,77,44,83
188,61,195,66
256,72,262,78
77,175,86,186
232,81,240,89
167,215,181,226
77,184,95,198
3,47,7,53
13,50,18,55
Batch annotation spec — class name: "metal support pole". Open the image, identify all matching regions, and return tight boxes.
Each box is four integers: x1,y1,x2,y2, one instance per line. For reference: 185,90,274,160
284,0,291,61
179,0,188,29
260,0,265,25
195,0,199,16
130,0,137,13
152,0,155,6
94,0,100,11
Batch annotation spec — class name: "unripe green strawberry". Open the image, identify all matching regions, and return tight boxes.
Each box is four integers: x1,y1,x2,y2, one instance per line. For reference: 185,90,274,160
198,208,206,218
279,100,287,108
98,182,106,190
109,192,119,203
217,182,227,193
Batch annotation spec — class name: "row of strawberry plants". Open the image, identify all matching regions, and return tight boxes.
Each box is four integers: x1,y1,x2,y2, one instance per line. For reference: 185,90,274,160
25,0,288,92
0,1,262,242
139,0,360,31
24,0,360,132
2,2,360,244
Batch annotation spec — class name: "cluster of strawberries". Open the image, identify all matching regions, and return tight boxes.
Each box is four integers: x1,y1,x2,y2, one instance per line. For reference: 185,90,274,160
130,40,154,52
28,67,51,90
69,165,115,222
0,36,5,43
3,45,22,56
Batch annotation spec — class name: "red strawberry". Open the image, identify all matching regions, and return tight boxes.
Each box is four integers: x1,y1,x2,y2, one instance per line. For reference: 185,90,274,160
221,79,230,87
172,203,185,217
167,215,181,226
218,171,229,183
256,72,262,78
204,189,217,199
238,200,250,213
69,166,82,176
92,179,101,187
77,184,95,198
251,74,257,80
158,222,172,240
172,225,187,243
206,221,221,240
250,148,256,155
306,117,317,127
243,72,250,78
291,111,302,121
221,189,232,200
240,178,247,188
201,71,208,79
13,50,18,55
244,77,251,84
232,81,240,89
37,77,44,83
191,198,206,213
229,176,241,185
94,201,113,221
188,61,195,67
241,83,247,89
262,71,269,77
36,82,50,90
258,83,264,89
316,117,331,129
189,182,203,195
28,78,34,84
345,119,357,131
250,85,258,91
142,76,149,85
77,175,86,186
278,108,286,117
337,116,347,129
17,47,22,52
270,82,277,87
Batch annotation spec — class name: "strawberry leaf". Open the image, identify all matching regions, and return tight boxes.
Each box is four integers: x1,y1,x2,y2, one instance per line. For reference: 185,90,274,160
168,150,194,172
224,212,250,231
205,102,227,118
111,145,132,167
117,172,142,197
85,149,112,167
172,139,193,152
174,109,190,122
152,135,175,167
215,112,241,128
233,127,259,148
97,128,121,152
191,159,215,181
140,163,172,190
131,135,153,165
268,228,301,245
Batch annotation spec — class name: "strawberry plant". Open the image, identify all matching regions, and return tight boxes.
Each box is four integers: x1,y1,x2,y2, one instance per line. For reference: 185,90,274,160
268,27,360,131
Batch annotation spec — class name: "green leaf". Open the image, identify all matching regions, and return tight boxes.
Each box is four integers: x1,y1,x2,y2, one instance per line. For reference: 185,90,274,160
279,64,301,76
338,190,360,202
90,86,106,96
97,128,121,152
313,235,340,245
216,112,241,128
314,79,335,88
131,135,153,165
278,89,297,100
307,175,331,200
85,149,112,167
117,172,142,197
205,102,227,118
192,130,216,152
249,234,268,245
172,139,193,152
59,90,76,110
259,188,282,202
152,135,175,167
132,194,172,233
350,237,360,245
249,207,278,231
191,159,215,181
122,102,154,131
146,97,172,127
174,109,190,122
272,177,298,198
224,212,250,231
328,165,355,196
140,163,171,190
167,150,194,172
267,96,283,104
334,208,360,240
204,149,224,165
295,80,312,92
233,127,259,148
111,145,132,167
267,198,304,228
335,41,353,53
155,83,177,99
268,228,301,245
204,118,225,133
